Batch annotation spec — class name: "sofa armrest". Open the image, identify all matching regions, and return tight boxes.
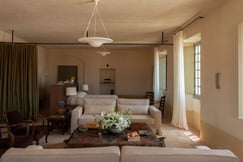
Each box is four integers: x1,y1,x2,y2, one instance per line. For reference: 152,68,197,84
149,106,162,135
70,106,83,133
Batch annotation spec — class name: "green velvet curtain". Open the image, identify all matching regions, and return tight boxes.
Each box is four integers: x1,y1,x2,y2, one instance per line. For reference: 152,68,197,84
0,43,38,120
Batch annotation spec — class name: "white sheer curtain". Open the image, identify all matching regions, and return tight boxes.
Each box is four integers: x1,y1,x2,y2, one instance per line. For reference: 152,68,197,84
171,31,189,130
153,47,160,101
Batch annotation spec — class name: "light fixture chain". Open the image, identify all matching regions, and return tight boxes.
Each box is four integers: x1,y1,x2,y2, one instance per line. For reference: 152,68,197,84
83,4,98,37
79,0,113,47
96,8,111,38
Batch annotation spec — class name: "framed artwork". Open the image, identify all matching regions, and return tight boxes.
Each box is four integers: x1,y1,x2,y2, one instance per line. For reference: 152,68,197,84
57,65,78,83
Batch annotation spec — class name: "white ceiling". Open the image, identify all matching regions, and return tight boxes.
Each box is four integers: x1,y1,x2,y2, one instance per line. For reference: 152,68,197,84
0,0,225,44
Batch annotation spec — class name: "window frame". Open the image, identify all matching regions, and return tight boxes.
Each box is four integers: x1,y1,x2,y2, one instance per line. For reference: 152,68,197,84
193,42,201,98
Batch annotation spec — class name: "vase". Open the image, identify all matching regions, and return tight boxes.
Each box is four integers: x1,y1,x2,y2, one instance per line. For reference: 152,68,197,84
110,127,124,134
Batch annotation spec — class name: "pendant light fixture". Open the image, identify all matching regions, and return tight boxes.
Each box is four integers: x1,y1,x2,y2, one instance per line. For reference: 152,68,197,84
78,0,113,47
97,45,111,56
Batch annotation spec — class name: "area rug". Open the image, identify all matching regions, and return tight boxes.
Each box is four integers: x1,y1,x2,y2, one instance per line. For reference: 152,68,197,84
160,124,199,148
40,123,201,149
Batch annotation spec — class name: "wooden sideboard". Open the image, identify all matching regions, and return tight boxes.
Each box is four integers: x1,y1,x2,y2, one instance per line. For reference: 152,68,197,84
49,84,77,115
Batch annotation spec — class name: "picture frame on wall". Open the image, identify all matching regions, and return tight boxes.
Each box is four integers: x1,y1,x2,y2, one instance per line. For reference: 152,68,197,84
57,65,78,84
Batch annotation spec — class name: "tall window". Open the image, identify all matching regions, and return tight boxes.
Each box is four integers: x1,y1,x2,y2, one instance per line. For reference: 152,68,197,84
194,42,201,97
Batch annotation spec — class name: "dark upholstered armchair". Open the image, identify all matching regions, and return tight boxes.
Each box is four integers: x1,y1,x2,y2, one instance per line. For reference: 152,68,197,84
5,110,48,145
0,124,33,158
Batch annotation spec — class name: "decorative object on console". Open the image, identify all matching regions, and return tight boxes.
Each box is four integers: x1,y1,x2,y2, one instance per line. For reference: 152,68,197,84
58,101,66,115
70,76,76,84
78,0,113,47
66,87,77,105
58,101,65,108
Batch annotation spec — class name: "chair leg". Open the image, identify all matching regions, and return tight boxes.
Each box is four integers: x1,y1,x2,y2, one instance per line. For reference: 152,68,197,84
161,108,164,117
45,132,48,143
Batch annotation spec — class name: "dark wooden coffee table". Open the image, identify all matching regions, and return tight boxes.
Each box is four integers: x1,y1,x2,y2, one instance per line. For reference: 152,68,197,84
66,122,165,148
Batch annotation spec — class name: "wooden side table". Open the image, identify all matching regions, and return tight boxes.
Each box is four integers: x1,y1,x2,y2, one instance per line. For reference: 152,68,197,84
47,115,67,134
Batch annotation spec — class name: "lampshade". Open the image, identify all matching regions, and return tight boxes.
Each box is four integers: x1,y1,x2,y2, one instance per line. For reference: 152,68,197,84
66,87,77,96
97,51,111,56
82,84,89,91
78,37,113,48
97,45,111,56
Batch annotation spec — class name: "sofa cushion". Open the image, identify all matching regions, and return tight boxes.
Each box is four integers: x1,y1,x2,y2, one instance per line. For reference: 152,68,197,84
117,104,148,115
121,146,238,162
84,98,116,115
84,98,116,105
84,105,114,115
129,115,154,125
2,146,120,162
117,99,149,115
117,99,149,105
85,95,118,99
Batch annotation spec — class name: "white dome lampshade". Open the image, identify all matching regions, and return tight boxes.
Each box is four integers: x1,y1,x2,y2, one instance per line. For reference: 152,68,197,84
97,51,111,56
66,87,77,96
78,37,113,48
82,84,89,91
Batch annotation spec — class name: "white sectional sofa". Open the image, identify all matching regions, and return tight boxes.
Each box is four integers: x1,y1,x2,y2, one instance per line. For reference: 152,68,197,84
121,146,238,162
1,146,238,162
1,146,120,162
71,97,162,135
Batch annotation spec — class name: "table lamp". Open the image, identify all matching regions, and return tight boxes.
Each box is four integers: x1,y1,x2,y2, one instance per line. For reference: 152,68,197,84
66,87,77,105
82,84,89,93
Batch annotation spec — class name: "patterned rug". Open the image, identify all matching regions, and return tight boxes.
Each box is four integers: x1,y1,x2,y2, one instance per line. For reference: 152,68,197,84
40,123,202,149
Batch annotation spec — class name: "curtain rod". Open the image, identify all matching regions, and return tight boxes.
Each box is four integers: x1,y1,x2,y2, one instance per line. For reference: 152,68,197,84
4,30,173,46
177,16,204,32
0,42,173,46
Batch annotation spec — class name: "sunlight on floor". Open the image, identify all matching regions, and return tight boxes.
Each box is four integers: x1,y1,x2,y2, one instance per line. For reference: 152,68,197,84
183,131,200,142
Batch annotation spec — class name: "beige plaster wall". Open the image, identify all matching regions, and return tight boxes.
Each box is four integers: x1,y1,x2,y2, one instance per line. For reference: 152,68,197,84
186,94,201,130
44,47,154,95
183,0,243,161
159,45,173,119
201,121,243,162
0,30,26,42
200,0,243,140
184,46,194,94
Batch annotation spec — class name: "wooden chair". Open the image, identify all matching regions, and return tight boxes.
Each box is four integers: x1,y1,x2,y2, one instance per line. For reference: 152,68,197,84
145,91,154,105
159,96,166,117
0,124,33,157
4,110,48,145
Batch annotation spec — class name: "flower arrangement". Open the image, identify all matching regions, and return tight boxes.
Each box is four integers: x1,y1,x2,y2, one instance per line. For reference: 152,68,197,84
95,110,132,131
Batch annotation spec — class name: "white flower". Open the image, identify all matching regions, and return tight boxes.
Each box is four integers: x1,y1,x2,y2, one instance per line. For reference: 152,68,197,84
95,110,132,130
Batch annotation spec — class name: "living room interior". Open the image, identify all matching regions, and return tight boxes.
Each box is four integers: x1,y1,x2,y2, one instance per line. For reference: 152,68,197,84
0,0,243,162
